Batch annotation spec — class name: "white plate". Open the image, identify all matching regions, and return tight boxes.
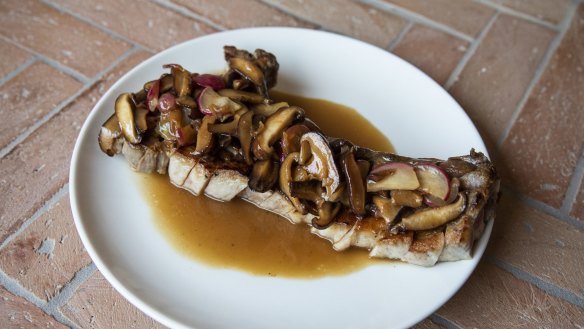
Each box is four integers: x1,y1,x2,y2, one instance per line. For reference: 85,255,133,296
70,27,491,329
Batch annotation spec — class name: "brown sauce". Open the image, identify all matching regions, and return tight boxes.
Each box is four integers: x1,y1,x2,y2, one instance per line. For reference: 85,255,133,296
139,91,394,278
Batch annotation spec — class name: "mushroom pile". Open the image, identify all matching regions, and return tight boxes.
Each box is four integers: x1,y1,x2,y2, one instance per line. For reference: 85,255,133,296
98,46,499,264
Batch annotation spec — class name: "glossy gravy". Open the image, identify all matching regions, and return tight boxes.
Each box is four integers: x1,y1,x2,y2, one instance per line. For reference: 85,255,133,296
139,91,394,278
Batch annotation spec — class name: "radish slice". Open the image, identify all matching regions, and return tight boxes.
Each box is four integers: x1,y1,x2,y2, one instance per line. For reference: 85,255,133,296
146,79,160,112
415,164,450,200
197,87,241,117
158,93,176,113
367,162,420,192
193,74,225,90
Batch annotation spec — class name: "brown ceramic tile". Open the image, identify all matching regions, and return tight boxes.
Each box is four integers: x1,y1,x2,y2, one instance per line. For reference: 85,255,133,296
383,0,495,37
488,194,584,298
0,39,32,78
498,5,584,208
0,0,131,78
0,51,150,243
492,0,571,25
449,14,554,147
172,0,315,29
0,286,68,328
0,194,91,301
52,0,217,52
392,24,468,85
436,262,584,328
263,0,405,47
411,318,444,329
571,177,584,221
0,62,83,150
61,271,166,328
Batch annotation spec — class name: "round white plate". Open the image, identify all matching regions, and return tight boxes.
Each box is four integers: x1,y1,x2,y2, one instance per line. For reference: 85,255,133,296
70,27,491,329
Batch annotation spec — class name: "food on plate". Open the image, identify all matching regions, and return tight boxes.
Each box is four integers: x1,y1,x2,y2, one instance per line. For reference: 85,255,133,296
98,46,500,267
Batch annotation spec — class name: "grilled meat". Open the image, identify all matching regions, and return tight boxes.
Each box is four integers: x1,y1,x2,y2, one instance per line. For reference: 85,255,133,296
98,46,500,267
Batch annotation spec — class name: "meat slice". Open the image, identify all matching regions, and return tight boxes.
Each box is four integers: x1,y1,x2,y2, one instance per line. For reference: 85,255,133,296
168,152,196,187
353,217,386,249
402,229,445,267
370,231,414,260
182,160,212,196
204,169,248,201
121,137,168,174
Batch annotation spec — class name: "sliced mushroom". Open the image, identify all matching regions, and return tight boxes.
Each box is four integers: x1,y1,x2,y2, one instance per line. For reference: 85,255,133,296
164,64,191,97
159,109,184,140
390,190,423,208
133,89,146,104
312,202,342,229
135,105,149,133
98,113,123,156
356,159,371,182
298,132,341,200
281,124,310,159
208,109,247,136
253,48,279,90
372,195,402,224
340,151,366,217
279,152,307,213
228,57,267,96
289,180,324,201
115,93,141,144
194,115,217,154
160,74,174,93
176,95,197,109
253,106,304,160
251,102,289,117
249,160,279,192
218,89,267,104
237,110,254,164
176,121,199,147
232,78,251,90
401,193,466,230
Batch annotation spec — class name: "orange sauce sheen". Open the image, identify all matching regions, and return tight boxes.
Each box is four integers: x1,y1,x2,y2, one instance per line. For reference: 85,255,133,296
139,91,394,278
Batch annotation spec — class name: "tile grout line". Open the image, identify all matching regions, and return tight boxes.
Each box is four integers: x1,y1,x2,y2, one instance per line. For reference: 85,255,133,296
0,269,79,328
495,0,578,147
560,146,584,215
475,0,559,31
487,256,584,308
0,47,140,159
40,0,153,53
0,184,69,250
0,57,36,87
444,12,499,90
152,0,227,31
0,263,95,329
35,56,90,85
257,0,328,30
501,185,584,230
359,0,474,42
0,36,89,84
386,20,413,52
46,262,97,316
0,268,48,312
428,313,463,329
257,0,331,29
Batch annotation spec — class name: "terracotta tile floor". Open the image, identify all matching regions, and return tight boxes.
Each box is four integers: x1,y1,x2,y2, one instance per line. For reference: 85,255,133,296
1,1,583,328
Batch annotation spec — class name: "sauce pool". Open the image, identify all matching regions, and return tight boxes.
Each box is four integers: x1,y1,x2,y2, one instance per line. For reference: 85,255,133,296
138,91,394,278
